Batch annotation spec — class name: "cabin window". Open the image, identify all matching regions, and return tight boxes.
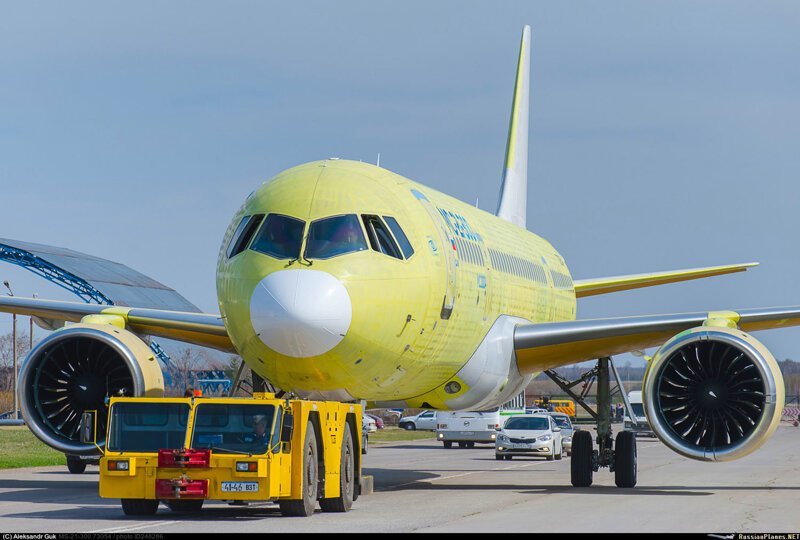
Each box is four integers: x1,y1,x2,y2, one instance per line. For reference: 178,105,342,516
227,214,264,259
250,214,305,260
362,215,403,259
383,216,415,259
305,214,368,259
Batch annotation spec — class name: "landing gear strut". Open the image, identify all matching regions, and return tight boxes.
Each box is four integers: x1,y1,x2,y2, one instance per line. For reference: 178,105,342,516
546,356,637,488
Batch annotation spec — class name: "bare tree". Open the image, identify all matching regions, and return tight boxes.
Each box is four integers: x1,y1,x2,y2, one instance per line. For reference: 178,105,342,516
163,346,233,396
164,347,204,396
0,330,31,392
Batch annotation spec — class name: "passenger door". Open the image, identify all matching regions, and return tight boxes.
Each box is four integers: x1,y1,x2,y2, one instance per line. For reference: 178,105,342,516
411,190,457,319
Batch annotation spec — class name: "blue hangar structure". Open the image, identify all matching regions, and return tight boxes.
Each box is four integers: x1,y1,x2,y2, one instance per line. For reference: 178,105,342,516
0,238,231,394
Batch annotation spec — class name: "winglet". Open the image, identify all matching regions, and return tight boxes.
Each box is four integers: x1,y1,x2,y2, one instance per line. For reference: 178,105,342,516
496,25,531,229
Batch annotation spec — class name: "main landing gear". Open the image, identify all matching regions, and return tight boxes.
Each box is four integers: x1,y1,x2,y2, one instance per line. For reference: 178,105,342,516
545,357,637,488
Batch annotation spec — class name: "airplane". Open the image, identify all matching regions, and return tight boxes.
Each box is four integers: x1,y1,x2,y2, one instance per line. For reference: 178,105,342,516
0,25,796,488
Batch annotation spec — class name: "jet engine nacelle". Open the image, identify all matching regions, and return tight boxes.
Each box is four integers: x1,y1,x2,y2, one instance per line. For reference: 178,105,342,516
17,323,164,456
642,326,784,462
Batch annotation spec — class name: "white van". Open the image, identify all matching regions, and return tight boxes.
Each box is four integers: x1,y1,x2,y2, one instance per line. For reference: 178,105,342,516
435,408,502,448
623,391,654,437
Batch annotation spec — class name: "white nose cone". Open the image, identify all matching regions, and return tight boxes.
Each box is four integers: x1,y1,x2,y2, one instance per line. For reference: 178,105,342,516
250,270,352,358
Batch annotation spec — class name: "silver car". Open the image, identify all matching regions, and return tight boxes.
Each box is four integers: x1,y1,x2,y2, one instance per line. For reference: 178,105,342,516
363,413,378,433
548,412,574,456
495,414,563,461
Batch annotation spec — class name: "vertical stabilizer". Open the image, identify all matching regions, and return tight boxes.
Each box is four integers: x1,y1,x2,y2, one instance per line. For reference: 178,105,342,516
496,25,531,229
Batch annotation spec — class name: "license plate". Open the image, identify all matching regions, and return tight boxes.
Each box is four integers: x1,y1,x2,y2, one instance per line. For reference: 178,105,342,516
511,443,532,449
462,431,474,436
221,482,259,493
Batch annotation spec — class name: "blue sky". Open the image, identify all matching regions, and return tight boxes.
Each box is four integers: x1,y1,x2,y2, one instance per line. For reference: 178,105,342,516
1,1,799,365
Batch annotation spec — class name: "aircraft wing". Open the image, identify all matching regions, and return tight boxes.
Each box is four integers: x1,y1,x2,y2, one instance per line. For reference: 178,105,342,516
573,262,758,298
0,296,234,352
514,306,800,374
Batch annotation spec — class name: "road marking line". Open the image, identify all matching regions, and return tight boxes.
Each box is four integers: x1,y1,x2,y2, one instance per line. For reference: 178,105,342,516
89,520,178,533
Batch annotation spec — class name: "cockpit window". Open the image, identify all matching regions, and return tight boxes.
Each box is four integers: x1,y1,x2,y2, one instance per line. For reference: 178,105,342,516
249,214,306,260
362,215,403,260
305,214,368,259
383,216,414,259
227,214,264,259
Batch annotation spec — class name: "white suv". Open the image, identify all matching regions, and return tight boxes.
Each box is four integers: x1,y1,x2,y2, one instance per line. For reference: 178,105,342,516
399,410,437,431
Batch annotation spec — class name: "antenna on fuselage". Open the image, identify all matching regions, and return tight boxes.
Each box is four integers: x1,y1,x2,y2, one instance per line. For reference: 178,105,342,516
496,25,530,230
376,153,381,168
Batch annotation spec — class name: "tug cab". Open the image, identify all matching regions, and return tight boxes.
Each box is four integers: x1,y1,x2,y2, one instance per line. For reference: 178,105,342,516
94,393,362,517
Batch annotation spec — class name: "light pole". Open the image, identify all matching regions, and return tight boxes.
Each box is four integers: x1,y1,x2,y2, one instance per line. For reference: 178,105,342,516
3,281,16,419
30,293,37,351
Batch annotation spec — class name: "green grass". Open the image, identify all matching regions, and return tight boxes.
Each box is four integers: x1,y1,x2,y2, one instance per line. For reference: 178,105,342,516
368,426,436,443
0,425,431,469
0,427,66,469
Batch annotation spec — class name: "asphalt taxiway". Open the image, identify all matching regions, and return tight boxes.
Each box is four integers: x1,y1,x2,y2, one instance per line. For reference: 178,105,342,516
0,425,798,533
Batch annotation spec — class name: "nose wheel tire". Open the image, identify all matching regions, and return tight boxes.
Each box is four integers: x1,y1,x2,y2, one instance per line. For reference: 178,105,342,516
66,456,86,474
279,420,319,517
165,500,204,512
614,430,637,488
121,499,159,516
571,430,594,487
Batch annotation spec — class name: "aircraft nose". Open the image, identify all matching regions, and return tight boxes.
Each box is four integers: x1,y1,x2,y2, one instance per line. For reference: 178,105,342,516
250,270,352,358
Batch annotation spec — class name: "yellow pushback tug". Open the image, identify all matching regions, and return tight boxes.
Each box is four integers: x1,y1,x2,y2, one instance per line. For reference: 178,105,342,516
88,393,362,517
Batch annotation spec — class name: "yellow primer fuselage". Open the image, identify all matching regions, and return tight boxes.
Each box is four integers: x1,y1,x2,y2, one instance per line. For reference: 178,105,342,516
217,159,576,409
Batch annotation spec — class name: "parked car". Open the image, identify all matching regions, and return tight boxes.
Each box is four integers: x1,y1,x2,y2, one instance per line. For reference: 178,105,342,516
361,424,369,454
548,412,574,456
495,413,563,461
398,410,438,431
366,413,384,429
363,413,378,433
